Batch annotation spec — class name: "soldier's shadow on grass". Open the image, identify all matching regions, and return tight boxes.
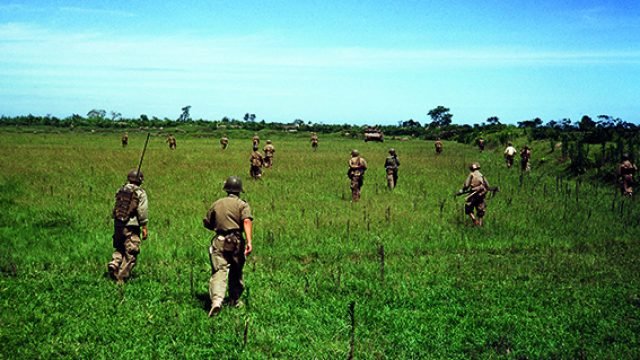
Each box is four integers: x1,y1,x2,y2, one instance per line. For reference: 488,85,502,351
195,292,211,311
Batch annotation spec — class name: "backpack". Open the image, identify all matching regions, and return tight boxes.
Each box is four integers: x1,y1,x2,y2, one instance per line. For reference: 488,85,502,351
113,186,139,222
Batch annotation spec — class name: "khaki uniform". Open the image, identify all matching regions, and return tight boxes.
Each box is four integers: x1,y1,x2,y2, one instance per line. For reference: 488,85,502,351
263,144,275,168
462,170,489,221
109,183,148,281
435,140,443,154
167,136,177,150
250,151,264,179
220,137,229,150
203,194,252,309
520,148,532,171
121,133,128,147
348,156,368,201
618,160,637,196
311,135,319,150
478,139,485,151
252,135,260,147
504,146,517,168
384,155,400,189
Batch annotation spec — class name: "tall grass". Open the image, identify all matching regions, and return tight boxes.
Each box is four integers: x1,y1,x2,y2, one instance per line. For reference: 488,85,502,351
1,131,639,358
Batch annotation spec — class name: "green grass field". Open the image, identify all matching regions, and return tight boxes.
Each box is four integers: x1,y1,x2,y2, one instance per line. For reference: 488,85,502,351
1,130,639,359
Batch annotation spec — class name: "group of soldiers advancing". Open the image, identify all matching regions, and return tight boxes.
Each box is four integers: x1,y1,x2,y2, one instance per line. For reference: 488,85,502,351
503,142,531,171
109,132,637,317
248,134,276,180
107,169,252,317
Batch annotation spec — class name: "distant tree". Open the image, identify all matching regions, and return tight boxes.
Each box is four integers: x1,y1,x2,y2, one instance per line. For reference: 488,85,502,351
402,119,422,128
244,113,256,122
578,115,596,131
87,109,106,119
486,116,501,126
178,106,191,122
140,114,149,122
560,118,573,130
427,106,453,127
292,119,305,127
110,111,122,121
517,117,543,128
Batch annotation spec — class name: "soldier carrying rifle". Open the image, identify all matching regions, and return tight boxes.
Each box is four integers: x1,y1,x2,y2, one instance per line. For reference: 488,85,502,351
456,162,497,227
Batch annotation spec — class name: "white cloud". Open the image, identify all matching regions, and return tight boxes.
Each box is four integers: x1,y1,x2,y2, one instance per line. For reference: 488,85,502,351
59,6,135,18
2,23,639,75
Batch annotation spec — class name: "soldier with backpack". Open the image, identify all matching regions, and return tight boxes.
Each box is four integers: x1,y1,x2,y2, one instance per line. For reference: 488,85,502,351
249,145,264,179
384,148,400,190
347,149,368,202
108,169,149,282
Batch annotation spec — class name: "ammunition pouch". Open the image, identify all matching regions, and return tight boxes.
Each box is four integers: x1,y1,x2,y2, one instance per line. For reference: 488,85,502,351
113,186,139,222
215,231,242,253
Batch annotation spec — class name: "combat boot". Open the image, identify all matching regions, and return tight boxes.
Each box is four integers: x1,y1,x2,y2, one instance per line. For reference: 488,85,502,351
228,299,244,309
107,262,119,279
208,299,222,317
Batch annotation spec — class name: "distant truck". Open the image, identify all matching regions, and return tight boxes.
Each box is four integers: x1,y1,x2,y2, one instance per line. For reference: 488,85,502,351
364,128,384,142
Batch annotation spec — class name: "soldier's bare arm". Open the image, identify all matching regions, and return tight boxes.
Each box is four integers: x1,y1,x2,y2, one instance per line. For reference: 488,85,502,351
243,218,253,256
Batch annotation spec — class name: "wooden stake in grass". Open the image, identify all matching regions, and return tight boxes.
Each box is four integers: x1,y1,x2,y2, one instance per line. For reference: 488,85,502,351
378,244,385,285
189,264,194,297
385,206,391,223
243,317,250,348
348,300,356,360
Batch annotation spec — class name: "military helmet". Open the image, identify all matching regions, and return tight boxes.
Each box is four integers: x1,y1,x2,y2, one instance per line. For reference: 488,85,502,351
223,176,243,193
389,148,396,155
469,162,481,171
622,153,630,161
507,142,513,146
127,169,144,184
351,149,359,157
266,140,272,144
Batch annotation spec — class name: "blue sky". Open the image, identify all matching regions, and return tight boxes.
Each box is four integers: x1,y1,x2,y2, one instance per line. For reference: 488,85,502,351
1,0,639,125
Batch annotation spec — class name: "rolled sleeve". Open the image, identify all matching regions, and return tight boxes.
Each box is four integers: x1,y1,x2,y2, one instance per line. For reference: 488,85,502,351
136,190,149,225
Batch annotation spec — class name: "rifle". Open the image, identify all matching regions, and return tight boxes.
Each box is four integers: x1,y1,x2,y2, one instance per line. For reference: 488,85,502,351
135,132,151,182
455,186,500,198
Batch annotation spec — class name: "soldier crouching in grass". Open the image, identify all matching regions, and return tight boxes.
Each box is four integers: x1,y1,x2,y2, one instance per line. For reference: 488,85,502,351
458,162,490,227
108,170,149,282
347,149,368,202
203,176,253,316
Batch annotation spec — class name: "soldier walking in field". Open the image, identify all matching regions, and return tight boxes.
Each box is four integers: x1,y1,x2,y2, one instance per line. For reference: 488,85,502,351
384,148,400,190
477,138,485,152
504,142,517,168
203,176,253,316
108,170,149,282
457,162,490,226
166,134,177,150
347,149,368,202
121,132,129,147
252,133,260,147
220,135,229,150
310,132,319,151
263,140,275,168
618,153,637,197
435,138,443,155
249,145,264,179
520,145,532,172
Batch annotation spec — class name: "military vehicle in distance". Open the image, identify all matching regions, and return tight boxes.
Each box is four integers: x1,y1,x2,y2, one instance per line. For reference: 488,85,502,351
364,128,384,142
